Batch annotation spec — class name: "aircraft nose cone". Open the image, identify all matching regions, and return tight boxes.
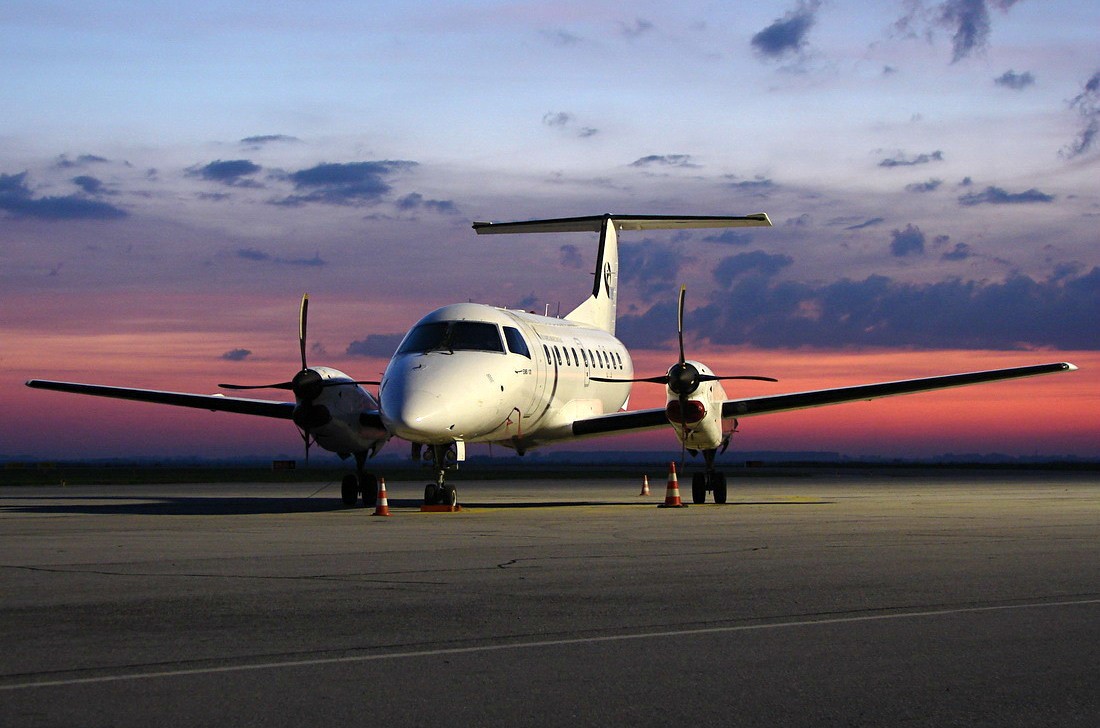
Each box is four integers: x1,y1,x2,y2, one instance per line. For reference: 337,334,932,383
381,357,508,443
384,386,455,442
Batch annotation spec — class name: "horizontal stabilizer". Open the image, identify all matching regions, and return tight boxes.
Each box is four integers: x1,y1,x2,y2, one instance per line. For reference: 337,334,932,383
472,213,772,235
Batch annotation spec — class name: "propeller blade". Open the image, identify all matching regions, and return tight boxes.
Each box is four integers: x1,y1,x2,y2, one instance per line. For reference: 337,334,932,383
299,293,309,371
218,381,295,390
677,284,686,366
699,374,779,383
589,375,670,384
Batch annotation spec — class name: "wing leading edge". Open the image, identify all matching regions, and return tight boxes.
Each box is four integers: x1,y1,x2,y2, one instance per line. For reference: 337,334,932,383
25,380,296,419
571,362,1076,439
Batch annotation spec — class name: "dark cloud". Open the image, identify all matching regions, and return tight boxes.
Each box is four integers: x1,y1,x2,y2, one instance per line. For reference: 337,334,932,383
619,266,1100,351
240,134,301,147
543,112,572,128
878,150,944,167
71,175,109,196
994,69,1035,90
890,224,926,257
274,161,416,206
191,159,262,186
0,171,128,220
346,333,405,358
395,192,459,215
713,251,794,287
940,0,993,62
941,242,973,261
235,248,325,266
619,241,694,300
54,154,109,169
1060,71,1100,160
957,186,1054,205
559,244,585,269
750,1,820,60
543,112,599,138
703,230,755,246
221,348,252,361
905,178,943,193
845,217,886,231
727,176,776,193
629,154,698,169
894,1,1026,64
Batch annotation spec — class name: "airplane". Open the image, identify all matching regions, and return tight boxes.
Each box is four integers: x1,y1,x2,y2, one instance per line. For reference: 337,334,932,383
26,213,1077,507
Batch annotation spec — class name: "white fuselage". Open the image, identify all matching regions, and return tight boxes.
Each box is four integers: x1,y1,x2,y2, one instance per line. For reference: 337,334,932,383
380,303,633,450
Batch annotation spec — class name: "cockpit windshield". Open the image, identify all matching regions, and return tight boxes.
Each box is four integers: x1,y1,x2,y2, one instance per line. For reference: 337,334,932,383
397,321,505,355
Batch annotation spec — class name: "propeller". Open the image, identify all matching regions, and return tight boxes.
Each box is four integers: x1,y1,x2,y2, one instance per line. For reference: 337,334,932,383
591,285,777,471
217,294,379,460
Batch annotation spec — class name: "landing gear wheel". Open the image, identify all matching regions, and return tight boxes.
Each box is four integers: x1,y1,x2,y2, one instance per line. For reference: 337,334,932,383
424,483,438,505
441,484,458,507
691,472,707,504
340,474,359,506
359,473,378,508
712,472,728,504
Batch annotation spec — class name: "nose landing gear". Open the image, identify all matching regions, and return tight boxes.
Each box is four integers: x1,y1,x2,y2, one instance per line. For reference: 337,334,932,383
422,442,461,507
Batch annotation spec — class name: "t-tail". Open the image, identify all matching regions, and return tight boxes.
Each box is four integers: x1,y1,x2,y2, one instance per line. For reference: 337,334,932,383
472,213,773,335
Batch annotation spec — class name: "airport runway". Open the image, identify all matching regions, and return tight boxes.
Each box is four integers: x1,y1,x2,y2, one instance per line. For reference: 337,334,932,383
2,471,1098,726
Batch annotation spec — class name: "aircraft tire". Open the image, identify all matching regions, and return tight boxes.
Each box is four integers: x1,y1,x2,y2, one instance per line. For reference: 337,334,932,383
442,485,458,507
340,475,359,506
424,483,438,505
359,473,377,507
691,472,707,504
712,472,728,504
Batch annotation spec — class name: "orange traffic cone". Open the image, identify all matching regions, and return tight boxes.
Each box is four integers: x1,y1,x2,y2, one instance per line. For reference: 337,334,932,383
639,474,651,496
658,462,687,508
372,477,392,517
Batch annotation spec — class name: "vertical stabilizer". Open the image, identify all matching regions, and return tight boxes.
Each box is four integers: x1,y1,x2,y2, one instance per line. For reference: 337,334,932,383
564,217,618,334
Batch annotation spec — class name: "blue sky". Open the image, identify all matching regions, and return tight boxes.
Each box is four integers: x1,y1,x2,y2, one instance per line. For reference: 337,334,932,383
2,0,1098,458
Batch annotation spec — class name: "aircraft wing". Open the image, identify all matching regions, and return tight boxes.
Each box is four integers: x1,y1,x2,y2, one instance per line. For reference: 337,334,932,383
25,380,296,419
571,362,1076,438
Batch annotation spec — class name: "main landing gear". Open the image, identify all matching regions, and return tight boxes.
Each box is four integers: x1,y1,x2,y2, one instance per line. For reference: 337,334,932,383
690,448,728,505
420,443,460,507
341,451,379,507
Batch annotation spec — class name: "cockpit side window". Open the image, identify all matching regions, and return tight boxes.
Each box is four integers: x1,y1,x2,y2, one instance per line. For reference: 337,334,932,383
397,321,504,354
503,327,531,359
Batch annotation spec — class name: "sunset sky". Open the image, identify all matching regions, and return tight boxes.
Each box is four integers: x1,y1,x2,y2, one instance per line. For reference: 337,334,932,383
3,0,1097,461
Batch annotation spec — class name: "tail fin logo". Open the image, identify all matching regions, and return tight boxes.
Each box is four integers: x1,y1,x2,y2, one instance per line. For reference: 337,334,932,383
603,262,613,298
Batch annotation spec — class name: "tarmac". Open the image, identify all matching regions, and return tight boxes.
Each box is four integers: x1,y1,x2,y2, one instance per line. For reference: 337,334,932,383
1,471,1098,726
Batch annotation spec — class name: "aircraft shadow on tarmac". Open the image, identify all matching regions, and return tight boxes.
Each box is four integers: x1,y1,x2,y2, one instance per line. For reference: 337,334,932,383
0,495,832,516
0,495,349,516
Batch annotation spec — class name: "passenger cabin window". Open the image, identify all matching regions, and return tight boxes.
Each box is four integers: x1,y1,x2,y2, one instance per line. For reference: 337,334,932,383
504,327,531,359
397,321,504,354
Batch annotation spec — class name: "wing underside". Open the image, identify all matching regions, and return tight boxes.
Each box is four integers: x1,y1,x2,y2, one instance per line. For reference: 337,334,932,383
25,380,296,419
571,362,1076,439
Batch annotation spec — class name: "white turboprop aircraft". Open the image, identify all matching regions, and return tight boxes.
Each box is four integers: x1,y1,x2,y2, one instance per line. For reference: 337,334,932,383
27,213,1077,506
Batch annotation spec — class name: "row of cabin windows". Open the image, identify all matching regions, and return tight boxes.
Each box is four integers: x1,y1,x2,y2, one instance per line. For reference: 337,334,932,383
542,344,623,370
